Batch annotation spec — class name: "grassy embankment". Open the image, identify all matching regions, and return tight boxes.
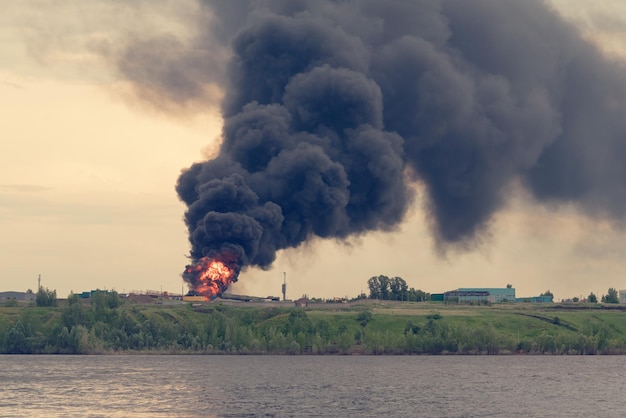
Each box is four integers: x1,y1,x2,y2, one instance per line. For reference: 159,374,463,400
0,298,625,354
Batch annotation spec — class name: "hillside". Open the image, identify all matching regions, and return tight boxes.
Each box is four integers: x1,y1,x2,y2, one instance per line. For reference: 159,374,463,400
1,296,625,354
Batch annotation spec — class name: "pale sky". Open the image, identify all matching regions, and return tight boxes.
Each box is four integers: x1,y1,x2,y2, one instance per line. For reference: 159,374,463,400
1,1,625,301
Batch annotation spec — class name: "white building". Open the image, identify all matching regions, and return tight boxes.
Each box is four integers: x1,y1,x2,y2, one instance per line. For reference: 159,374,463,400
619,290,626,304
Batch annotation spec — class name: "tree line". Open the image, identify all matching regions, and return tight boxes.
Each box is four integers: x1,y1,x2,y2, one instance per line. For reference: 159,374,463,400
367,275,429,302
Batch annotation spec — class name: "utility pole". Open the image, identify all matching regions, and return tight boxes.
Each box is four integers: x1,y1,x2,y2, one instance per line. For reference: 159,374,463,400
38,274,41,290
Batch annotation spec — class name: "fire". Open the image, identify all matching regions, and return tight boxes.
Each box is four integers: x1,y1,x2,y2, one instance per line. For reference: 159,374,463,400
184,256,236,300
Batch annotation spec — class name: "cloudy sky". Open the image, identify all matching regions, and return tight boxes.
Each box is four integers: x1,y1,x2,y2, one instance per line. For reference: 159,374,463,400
2,1,626,301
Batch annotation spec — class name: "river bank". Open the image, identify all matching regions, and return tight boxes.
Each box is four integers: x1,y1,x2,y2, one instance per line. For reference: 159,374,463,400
1,298,625,354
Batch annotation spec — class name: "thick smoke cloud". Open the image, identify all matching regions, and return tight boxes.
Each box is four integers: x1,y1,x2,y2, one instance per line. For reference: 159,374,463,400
120,0,626,269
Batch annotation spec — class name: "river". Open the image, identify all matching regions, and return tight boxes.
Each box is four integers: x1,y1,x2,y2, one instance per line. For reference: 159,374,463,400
0,355,623,417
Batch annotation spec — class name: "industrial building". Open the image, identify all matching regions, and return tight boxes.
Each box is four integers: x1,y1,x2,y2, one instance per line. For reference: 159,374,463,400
0,291,36,303
516,295,553,303
444,288,516,303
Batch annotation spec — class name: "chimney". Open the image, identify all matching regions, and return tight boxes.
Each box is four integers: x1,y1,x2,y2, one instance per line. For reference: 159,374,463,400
282,272,286,301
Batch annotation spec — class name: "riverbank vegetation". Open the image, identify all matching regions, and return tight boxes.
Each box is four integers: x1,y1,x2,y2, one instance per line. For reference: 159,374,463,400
1,293,626,354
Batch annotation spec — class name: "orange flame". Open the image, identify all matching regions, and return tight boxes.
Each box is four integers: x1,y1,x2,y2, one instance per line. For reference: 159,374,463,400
185,257,235,300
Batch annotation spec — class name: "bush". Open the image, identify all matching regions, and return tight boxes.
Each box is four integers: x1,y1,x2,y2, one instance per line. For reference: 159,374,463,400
36,287,57,307
3,298,18,307
356,310,373,327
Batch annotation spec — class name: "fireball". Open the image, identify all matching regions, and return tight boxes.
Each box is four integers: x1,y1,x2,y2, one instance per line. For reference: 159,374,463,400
184,256,237,300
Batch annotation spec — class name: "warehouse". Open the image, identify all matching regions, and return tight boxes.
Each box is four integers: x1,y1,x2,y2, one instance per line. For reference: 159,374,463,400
0,291,36,303
444,287,515,304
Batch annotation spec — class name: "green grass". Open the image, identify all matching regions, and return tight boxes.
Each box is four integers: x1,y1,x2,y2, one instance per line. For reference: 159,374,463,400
2,300,626,354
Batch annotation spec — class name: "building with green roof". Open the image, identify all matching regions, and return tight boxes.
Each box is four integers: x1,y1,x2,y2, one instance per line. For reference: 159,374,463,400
444,287,515,303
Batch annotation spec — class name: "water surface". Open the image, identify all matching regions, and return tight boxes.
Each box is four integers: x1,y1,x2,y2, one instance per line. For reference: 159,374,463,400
0,355,623,417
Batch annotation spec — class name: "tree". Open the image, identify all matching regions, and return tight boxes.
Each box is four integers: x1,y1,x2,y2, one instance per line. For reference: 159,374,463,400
389,277,408,301
588,292,598,303
36,287,57,307
367,275,391,299
367,276,381,299
378,276,390,300
62,293,88,328
106,291,121,309
5,321,29,353
601,288,619,304
89,290,120,324
540,290,554,298
408,288,429,302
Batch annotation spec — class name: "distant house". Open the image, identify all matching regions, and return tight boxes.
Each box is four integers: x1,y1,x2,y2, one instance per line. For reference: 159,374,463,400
294,297,309,307
0,291,36,303
444,288,516,303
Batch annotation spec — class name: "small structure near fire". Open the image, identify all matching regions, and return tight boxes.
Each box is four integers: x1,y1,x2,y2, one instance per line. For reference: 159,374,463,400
182,294,206,303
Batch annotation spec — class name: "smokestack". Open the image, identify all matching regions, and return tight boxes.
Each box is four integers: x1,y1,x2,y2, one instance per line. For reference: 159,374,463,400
113,1,626,295
282,272,286,302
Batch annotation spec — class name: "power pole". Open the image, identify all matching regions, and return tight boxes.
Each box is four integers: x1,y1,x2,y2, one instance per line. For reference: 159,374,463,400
38,274,41,290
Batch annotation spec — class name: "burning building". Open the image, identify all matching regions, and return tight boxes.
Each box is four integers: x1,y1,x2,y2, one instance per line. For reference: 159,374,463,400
183,256,238,300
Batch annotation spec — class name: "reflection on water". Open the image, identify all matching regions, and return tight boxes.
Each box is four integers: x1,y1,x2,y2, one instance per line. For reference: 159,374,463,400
0,355,624,417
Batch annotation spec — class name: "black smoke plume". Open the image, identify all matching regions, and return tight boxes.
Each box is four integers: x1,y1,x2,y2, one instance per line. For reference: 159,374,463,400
117,0,626,274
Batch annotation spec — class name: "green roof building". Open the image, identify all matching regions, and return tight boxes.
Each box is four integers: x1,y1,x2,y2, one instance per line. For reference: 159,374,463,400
444,287,515,303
